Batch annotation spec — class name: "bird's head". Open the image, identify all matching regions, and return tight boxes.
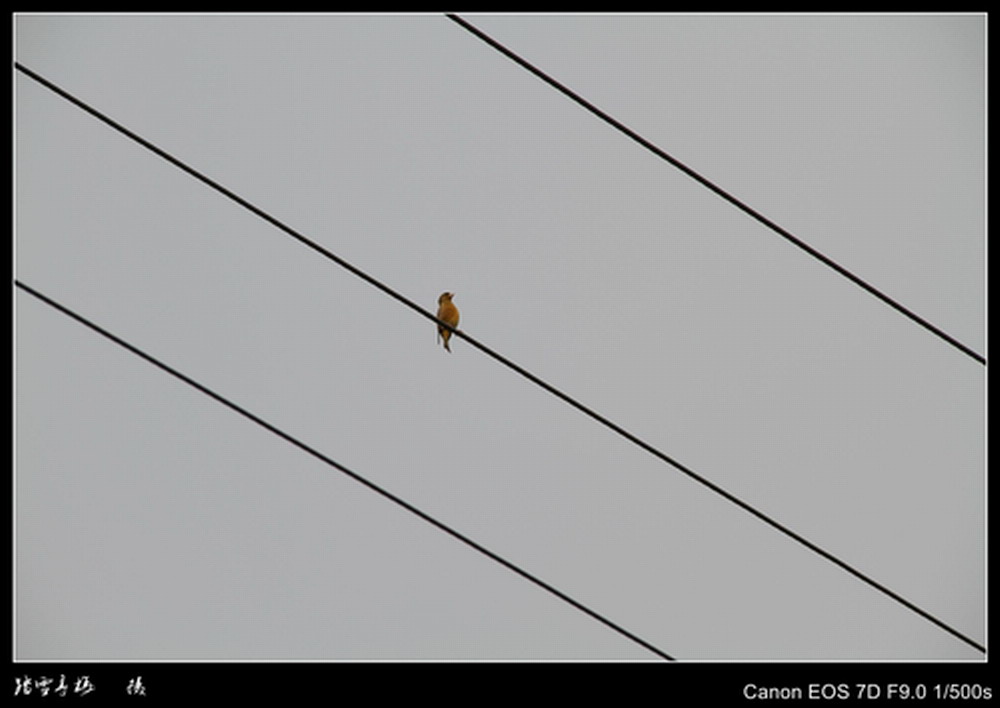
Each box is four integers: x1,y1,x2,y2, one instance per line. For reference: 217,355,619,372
438,291,455,304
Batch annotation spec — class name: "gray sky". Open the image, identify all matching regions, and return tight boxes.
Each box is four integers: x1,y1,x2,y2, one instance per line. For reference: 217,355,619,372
15,13,985,661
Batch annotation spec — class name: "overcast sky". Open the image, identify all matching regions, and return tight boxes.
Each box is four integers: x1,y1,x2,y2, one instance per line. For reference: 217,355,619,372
15,13,984,661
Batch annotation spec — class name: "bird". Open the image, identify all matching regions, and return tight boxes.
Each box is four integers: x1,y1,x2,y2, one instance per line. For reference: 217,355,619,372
436,291,460,353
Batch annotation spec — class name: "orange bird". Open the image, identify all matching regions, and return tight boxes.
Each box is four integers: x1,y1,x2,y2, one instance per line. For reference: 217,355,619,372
436,291,460,353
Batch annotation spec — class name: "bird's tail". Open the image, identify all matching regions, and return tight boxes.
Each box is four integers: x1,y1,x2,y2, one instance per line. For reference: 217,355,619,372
444,337,451,353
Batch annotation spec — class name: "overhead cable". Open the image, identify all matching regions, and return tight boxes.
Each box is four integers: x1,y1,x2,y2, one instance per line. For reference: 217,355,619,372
14,62,985,655
15,279,676,661
445,13,985,366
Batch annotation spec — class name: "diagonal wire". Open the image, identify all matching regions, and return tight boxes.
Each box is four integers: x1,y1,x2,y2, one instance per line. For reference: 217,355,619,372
15,279,676,662
445,13,986,367
14,62,985,655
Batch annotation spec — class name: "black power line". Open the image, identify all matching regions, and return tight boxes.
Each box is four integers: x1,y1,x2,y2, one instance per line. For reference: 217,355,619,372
14,62,985,656
15,279,676,662
445,13,986,367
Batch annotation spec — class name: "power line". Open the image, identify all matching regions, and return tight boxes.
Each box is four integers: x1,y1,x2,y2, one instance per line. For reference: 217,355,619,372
15,279,676,662
15,62,985,656
445,14,986,367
